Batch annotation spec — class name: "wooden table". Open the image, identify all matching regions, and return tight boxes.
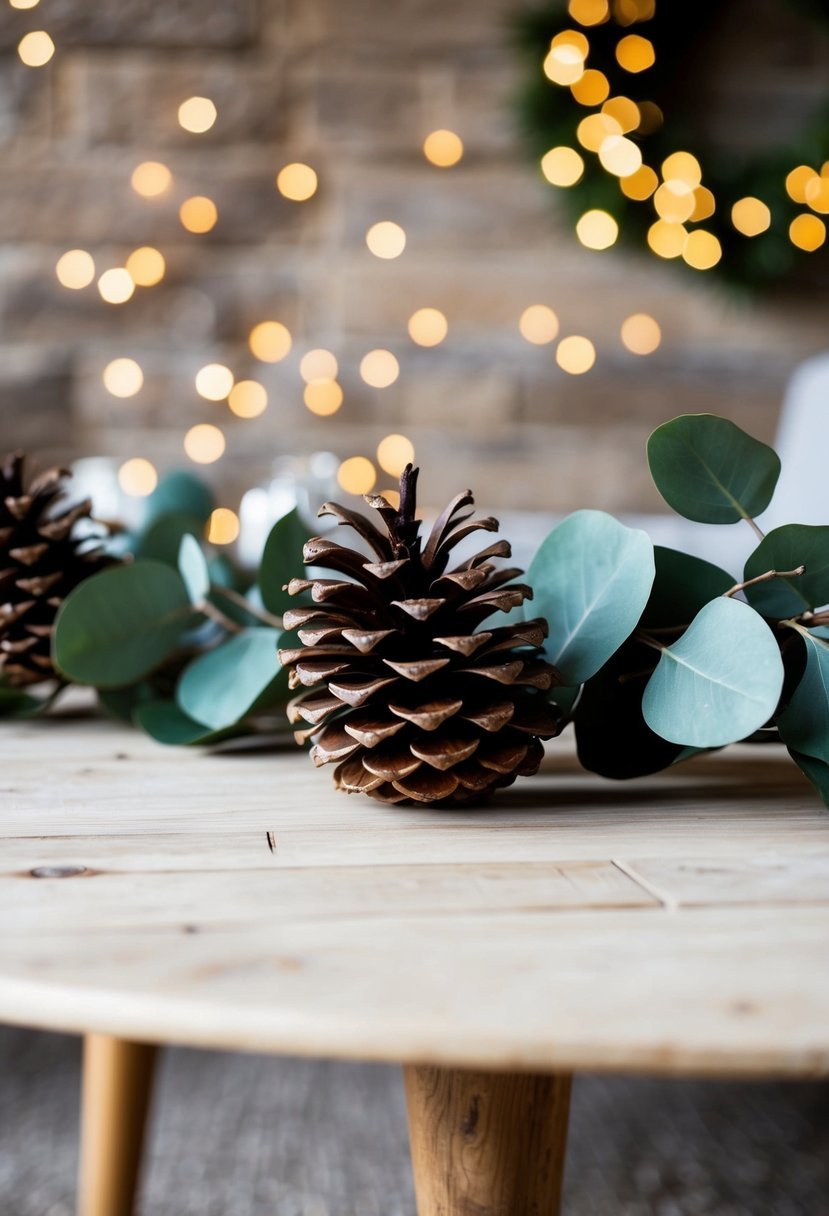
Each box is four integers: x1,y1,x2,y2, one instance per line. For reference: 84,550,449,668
2,709,828,1215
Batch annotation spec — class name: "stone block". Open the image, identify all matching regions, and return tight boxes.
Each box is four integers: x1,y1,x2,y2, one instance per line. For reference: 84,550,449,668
0,0,259,51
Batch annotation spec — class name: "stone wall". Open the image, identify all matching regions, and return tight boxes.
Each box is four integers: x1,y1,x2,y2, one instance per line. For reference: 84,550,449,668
1,0,828,517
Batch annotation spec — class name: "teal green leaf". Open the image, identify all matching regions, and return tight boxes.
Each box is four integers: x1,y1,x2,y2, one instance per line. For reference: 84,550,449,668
98,683,156,723
642,596,784,747
134,699,243,746
260,509,312,616
0,682,42,718
526,510,655,685
176,627,283,730
53,561,195,688
143,470,214,527
786,747,829,810
641,547,734,629
647,414,780,524
135,512,205,568
776,626,829,764
178,534,210,604
744,525,829,618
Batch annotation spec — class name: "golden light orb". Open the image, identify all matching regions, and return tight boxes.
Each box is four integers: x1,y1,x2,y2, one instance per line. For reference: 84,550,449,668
131,161,172,198
601,95,640,133
619,164,658,200
615,33,655,73
337,456,376,496
661,151,702,188
598,134,642,177
300,348,338,383
304,379,343,416
366,221,406,259
731,197,771,237
789,213,826,252
556,335,596,374
177,96,217,134
805,175,829,213
55,249,95,290
519,305,560,345
179,196,218,234
570,69,610,106
647,220,687,259
785,165,817,204
377,434,415,478
540,145,585,187
567,0,609,25
575,209,619,250
18,30,54,67
103,358,144,399
228,380,268,419
682,229,722,270
206,508,240,545
621,313,661,355
550,30,590,57
577,112,622,152
360,349,400,388
423,129,464,167
543,39,586,87
690,186,716,222
248,320,292,363
276,162,318,201
195,363,234,402
9,0,42,8
125,246,165,287
97,268,135,305
184,424,225,465
653,181,695,224
408,307,448,346
118,459,157,498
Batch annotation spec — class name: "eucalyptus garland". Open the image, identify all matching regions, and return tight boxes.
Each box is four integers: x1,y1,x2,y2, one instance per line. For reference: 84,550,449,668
516,0,829,289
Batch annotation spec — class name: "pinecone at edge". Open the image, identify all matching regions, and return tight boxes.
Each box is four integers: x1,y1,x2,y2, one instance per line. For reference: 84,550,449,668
279,466,562,807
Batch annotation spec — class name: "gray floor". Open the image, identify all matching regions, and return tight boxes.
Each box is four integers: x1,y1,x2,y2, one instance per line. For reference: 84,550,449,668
1,1026,827,1216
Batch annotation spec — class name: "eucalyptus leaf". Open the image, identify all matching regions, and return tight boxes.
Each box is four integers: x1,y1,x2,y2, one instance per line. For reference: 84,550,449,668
134,699,243,746
0,683,42,718
786,747,829,810
135,512,205,568
143,470,214,527
776,626,829,764
744,525,829,618
178,534,210,605
641,546,734,629
260,509,312,616
176,627,283,731
53,560,196,688
642,596,784,747
647,414,780,524
98,683,157,723
526,509,655,685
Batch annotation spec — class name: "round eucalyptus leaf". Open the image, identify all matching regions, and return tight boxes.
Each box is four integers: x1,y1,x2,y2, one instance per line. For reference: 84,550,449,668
0,683,42,718
260,509,312,616
526,509,655,686
642,596,784,747
647,414,780,524
134,699,243,746
776,627,829,764
178,533,210,605
744,525,829,618
135,512,205,568
786,746,829,810
53,561,195,688
641,546,734,629
176,627,283,731
143,470,214,527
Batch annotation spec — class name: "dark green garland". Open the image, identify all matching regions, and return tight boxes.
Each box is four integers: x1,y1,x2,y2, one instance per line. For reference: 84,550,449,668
516,0,829,290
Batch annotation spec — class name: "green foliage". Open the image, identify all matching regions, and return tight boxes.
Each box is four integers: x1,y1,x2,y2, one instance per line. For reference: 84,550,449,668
178,534,211,604
134,700,244,746
0,680,42,719
176,628,285,732
744,526,829,616
143,470,214,528
641,548,734,628
777,626,829,764
260,508,312,615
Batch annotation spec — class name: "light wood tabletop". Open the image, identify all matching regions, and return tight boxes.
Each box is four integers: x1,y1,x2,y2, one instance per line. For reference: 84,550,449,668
2,705,828,1215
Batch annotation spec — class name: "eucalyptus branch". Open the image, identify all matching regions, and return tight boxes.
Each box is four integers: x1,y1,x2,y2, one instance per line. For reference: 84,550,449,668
211,584,284,629
199,598,245,635
724,565,805,598
744,515,765,541
632,630,667,654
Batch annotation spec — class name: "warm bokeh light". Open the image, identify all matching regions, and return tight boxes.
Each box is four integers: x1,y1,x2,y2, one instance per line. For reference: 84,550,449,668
304,379,343,416
131,161,172,198
789,213,826,251
366,221,406,259
637,100,663,133
377,434,415,477
97,268,135,304
661,152,702,188
379,488,401,510
570,69,609,106
276,162,318,201
360,349,400,388
556,335,596,374
785,165,817,204
568,0,609,24
647,220,687,259
731,197,771,237
551,30,590,57
408,307,448,346
179,196,218,234
248,320,291,363
195,363,234,401
615,34,655,73
682,229,722,270
577,112,622,152
103,358,144,398
125,246,165,287
598,134,642,177
543,43,586,87
805,175,829,213
9,0,42,8
621,313,661,355
55,249,95,290
228,380,268,419
177,96,217,134
519,305,559,345
654,181,695,223
18,30,54,67
690,186,716,221
541,145,585,187
338,456,376,495
207,508,240,545
620,164,658,200
602,96,640,133
184,424,225,464
300,348,338,383
118,459,157,498
576,209,618,250
423,129,464,167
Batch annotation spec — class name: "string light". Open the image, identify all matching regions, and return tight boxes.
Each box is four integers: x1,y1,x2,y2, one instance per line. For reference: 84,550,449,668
661,152,702,188
653,182,695,223
125,247,165,287
620,165,657,200
337,456,376,495
621,313,661,355
360,349,400,388
556,335,595,374
377,435,415,477
544,44,586,87
55,249,95,290
131,161,172,198
690,186,716,221
300,349,338,382
568,0,609,24
304,380,343,416
177,97,217,134
805,175,829,213
97,269,135,304
731,197,771,237
195,364,234,401
615,34,655,73
408,308,448,346
602,96,640,133
276,163,318,201
647,220,687,259
598,134,642,177
103,358,144,398
228,380,268,419
9,0,42,8
179,196,218,234
541,146,585,187
682,229,722,270
785,165,817,204
789,214,826,251
576,209,618,249
423,130,464,167
570,69,610,106
366,221,406,258
519,305,559,344
118,459,157,497
636,101,663,133
207,508,240,545
249,321,291,363
577,112,622,152
184,424,225,464
17,31,54,67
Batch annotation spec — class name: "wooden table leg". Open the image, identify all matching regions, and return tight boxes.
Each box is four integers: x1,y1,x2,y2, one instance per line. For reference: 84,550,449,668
404,1065,571,1216
77,1034,158,1216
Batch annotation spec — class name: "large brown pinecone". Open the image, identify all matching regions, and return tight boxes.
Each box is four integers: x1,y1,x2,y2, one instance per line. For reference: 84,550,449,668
279,466,562,806
0,452,111,687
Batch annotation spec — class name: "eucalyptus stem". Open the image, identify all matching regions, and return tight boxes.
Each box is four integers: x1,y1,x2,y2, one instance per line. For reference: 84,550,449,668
632,630,667,654
212,584,284,629
744,515,765,541
724,565,805,598
200,599,245,634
